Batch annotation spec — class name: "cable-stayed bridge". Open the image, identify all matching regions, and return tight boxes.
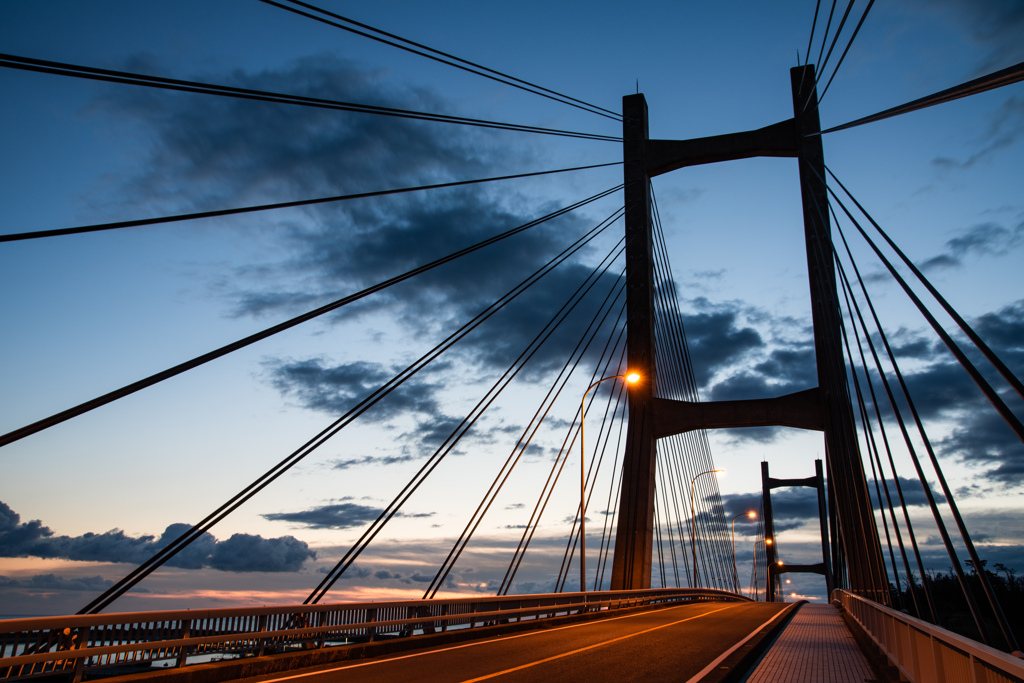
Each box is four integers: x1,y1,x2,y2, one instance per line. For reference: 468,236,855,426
2,1,1024,680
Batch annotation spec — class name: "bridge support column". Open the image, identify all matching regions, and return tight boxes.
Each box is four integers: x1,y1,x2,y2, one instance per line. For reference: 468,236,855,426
791,65,888,601
610,93,657,591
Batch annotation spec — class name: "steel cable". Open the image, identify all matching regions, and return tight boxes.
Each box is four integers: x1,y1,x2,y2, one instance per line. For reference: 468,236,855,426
0,162,620,243
0,53,620,142
260,0,621,121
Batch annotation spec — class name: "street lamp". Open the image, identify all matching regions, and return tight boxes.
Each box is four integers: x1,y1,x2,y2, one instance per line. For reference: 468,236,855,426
731,511,756,592
690,468,724,588
580,371,639,592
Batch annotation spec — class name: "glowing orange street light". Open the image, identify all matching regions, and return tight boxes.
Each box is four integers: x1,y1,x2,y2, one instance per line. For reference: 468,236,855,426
579,371,639,593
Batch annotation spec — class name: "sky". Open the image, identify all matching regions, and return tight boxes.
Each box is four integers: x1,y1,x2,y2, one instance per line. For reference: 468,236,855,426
1,0,1022,616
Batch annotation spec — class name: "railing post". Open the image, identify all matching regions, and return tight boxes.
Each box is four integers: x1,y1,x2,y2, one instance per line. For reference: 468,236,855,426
256,614,268,657
176,619,191,668
71,627,86,683
366,608,377,642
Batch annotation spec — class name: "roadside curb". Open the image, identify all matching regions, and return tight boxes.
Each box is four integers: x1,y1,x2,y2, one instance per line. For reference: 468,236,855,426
695,601,804,683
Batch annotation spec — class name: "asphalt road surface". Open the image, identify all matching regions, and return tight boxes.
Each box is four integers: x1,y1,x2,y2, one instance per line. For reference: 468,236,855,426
248,601,790,683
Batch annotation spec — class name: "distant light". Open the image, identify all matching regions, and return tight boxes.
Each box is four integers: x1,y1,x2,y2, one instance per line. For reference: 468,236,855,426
766,538,772,545
747,511,756,519
625,372,640,384
786,579,791,584
715,469,725,476
778,561,784,566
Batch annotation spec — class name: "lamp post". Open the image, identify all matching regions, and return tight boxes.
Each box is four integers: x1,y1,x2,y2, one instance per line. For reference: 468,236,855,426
731,511,756,592
580,371,639,593
690,468,723,588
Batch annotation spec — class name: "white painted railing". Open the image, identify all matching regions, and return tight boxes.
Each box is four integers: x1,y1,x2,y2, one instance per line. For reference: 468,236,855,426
0,587,746,681
834,589,1024,683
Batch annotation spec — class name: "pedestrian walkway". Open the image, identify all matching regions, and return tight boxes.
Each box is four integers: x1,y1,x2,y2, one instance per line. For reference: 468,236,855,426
742,602,876,682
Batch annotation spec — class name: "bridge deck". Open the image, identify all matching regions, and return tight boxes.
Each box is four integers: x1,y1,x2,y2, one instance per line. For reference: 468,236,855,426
742,603,874,682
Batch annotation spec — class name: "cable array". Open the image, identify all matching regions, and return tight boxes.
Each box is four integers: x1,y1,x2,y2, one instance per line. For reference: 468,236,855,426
650,186,734,590
799,0,876,111
822,165,1022,650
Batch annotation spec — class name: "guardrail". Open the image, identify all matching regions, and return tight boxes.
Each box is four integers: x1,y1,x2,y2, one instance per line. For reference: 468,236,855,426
0,587,746,681
833,589,1024,683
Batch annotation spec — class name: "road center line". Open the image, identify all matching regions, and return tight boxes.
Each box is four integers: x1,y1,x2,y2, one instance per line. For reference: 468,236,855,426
459,604,738,682
261,601,732,682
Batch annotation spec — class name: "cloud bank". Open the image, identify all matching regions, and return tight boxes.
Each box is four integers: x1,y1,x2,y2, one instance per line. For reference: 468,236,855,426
0,501,315,572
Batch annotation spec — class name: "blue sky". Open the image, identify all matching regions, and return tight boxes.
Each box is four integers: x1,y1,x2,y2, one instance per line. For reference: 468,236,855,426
1,0,1022,615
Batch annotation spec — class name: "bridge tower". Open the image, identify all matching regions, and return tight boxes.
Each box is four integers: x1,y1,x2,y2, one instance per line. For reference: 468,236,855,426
609,94,658,590
610,66,888,599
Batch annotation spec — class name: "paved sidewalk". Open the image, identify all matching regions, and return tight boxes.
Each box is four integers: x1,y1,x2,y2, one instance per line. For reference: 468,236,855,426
741,603,876,682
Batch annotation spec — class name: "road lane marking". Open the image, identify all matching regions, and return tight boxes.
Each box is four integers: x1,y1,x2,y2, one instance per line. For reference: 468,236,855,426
459,604,738,682
259,601,730,682
682,603,795,683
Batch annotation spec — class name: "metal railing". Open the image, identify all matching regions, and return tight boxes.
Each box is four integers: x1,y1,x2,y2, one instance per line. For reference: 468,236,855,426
834,589,1024,683
0,587,746,681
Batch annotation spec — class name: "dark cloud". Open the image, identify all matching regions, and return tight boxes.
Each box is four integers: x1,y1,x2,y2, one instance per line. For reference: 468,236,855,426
0,501,314,572
266,358,444,420
92,54,500,212
870,476,947,508
939,408,1024,484
932,98,1024,171
409,414,468,451
680,298,765,388
337,565,372,580
0,574,115,592
333,454,418,470
207,534,313,572
262,501,433,530
843,300,1024,486
868,331,937,361
919,221,1024,271
94,53,621,397
722,488,817,522
707,344,816,402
